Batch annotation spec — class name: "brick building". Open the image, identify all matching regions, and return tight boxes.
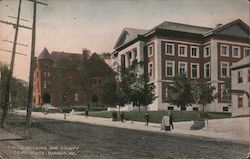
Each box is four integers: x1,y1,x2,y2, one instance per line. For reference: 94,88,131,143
33,48,114,107
112,19,250,112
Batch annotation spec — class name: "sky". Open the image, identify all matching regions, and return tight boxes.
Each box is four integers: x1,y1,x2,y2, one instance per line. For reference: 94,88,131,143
0,0,249,81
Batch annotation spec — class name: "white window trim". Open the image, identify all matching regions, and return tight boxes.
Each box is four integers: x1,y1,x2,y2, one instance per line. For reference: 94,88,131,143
178,44,187,57
204,62,210,78
178,61,188,75
165,60,175,77
190,46,199,58
148,44,153,57
165,43,175,56
244,48,250,57
148,62,153,77
220,44,229,57
232,46,241,58
191,63,200,79
221,61,230,78
204,45,210,58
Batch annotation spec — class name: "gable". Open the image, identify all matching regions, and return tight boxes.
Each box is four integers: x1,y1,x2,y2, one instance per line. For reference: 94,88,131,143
213,20,250,39
116,31,129,48
217,24,249,38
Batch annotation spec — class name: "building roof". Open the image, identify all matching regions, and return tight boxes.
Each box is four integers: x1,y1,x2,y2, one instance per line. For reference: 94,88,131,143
114,19,250,51
37,48,52,60
146,21,212,35
50,51,82,64
114,28,148,49
231,56,250,70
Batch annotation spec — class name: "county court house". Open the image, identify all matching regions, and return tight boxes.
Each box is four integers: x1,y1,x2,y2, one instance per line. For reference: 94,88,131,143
112,19,250,112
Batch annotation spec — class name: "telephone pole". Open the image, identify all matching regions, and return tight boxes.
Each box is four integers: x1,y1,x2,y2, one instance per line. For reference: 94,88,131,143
0,0,22,128
26,0,47,129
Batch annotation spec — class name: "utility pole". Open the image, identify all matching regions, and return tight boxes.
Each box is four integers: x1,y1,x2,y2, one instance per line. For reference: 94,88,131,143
26,0,47,129
0,0,22,128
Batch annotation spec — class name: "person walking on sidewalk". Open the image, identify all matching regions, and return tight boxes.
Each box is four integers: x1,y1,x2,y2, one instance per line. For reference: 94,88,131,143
85,109,89,119
144,112,149,126
169,111,174,130
120,112,125,123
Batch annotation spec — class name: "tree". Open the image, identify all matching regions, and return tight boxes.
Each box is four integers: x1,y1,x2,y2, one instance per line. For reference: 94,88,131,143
167,73,193,111
100,60,156,112
120,60,156,111
0,63,28,127
192,80,216,112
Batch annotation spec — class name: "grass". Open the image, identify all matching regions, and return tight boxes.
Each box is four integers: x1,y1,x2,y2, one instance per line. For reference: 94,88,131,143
88,110,232,123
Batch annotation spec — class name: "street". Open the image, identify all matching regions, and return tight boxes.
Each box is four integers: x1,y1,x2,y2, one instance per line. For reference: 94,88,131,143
0,114,249,159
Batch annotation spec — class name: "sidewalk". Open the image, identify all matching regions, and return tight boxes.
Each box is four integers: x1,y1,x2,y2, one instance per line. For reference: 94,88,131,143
15,110,250,144
0,127,23,141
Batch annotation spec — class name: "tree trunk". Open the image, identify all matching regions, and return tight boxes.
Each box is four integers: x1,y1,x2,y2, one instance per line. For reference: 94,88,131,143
0,104,8,128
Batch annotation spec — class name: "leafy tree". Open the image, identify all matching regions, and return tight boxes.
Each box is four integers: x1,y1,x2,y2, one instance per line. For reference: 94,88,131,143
0,63,28,127
167,73,193,111
101,60,156,111
120,60,156,111
192,80,216,112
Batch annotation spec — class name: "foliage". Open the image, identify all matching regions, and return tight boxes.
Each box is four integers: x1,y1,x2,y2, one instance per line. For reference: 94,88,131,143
192,80,216,112
103,60,156,109
100,52,112,60
167,73,193,111
0,63,28,109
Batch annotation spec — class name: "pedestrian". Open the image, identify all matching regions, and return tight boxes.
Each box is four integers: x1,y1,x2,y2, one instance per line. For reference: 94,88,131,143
120,112,125,123
85,109,89,119
169,111,174,130
144,112,149,126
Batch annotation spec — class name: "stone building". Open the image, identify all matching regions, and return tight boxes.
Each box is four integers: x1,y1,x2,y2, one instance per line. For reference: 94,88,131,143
112,19,250,112
33,48,114,108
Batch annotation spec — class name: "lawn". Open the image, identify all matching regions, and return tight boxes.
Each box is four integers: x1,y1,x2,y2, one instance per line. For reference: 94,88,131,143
89,110,232,123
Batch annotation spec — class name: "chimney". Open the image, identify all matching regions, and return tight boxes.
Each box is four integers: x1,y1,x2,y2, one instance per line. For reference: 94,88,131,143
82,48,90,60
215,23,223,28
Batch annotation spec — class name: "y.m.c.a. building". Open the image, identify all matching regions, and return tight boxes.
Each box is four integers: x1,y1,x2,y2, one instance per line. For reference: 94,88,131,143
112,19,250,112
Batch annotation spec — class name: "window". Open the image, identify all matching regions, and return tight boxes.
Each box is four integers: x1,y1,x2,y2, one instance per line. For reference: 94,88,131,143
238,71,243,83
193,107,199,111
244,48,250,57
221,62,229,77
178,62,187,75
204,45,210,57
238,96,243,108
178,45,187,57
148,45,153,57
191,63,199,78
168,107,174,110
43,72,46,77
204,62,210,78
223,107,229,112
166,61,175,77
165,43,174,55
191,46,199,58
43,81,47,89
47,72,51,77
220,45,229,56
232,46,240,58
148,63,153,77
